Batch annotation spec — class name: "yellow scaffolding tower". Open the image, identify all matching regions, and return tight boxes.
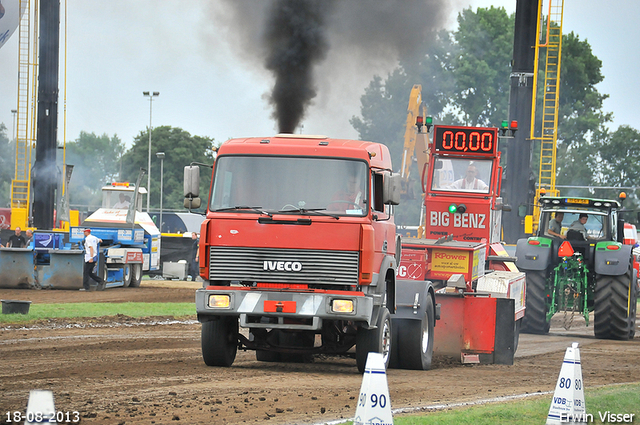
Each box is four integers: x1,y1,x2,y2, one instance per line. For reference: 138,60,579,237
528,0,564,233
11,0,39,229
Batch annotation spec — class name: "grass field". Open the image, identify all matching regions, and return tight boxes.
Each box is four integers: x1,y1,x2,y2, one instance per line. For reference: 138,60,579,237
341,383,640,425
0,302,195,323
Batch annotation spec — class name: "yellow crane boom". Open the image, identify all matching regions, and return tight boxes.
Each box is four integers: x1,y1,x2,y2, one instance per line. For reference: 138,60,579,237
399,84,430,199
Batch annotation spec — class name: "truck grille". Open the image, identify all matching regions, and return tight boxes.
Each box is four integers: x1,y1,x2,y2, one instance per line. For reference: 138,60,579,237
209,247,359,286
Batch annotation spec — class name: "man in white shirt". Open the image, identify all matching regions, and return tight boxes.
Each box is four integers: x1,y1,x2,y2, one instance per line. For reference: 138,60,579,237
448,163,489,191
82,228,104,290
113,193,131,209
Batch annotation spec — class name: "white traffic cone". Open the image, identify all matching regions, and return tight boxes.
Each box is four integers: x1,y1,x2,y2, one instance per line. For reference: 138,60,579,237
25,390,57,425
546,342,587,424
353,352,393,425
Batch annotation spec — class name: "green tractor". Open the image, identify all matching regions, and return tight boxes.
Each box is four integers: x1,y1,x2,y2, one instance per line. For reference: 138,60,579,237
515,195,638,340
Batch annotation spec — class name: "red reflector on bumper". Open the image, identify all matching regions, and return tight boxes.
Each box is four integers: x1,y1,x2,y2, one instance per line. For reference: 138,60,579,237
264,300,297,313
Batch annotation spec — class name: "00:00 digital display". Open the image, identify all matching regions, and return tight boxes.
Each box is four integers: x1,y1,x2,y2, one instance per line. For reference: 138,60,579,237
433,126,497,155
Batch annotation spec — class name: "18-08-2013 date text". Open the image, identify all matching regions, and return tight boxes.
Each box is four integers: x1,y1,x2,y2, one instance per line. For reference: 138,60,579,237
5,411,80,423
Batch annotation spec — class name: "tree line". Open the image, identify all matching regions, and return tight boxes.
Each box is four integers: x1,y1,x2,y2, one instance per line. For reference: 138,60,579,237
0,125,215,212
350,7,640,225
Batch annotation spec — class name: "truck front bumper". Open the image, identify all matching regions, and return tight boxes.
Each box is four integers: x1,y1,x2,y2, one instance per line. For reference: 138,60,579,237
195,286,374,331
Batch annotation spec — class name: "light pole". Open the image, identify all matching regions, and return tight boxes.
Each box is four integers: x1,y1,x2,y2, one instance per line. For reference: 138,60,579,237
156,152,165,233
11,109,17,142
143,91,159,212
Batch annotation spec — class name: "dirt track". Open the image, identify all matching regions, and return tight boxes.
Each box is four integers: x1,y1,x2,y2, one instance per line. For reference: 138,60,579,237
0,282,639,424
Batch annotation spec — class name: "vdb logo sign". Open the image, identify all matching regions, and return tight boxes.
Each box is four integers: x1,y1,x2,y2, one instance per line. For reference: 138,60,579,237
263,261,303,272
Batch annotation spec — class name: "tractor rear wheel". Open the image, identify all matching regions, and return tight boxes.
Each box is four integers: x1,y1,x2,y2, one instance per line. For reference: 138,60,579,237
594,266,634,340
629,280,637,339
521,270,551,334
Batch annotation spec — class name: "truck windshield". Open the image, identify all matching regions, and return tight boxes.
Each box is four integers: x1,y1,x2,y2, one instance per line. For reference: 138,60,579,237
430,158,492,194
210,156,369,216
103,190,133,210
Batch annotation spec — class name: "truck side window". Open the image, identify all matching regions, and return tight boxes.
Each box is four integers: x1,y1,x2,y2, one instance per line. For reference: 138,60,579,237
372,173,384,212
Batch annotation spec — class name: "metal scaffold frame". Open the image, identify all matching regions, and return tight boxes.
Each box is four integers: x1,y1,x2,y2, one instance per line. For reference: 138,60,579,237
529,0,565,232
11,0,39,229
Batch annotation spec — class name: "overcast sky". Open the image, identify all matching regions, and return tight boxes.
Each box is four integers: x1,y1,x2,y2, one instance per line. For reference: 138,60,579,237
0,1,638,150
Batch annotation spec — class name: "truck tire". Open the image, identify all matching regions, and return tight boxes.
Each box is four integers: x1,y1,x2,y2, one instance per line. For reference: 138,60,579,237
129,264,143,288
594,267,633,340
97,253,107,291
122,264,132,288
356,307,391,373
395,293,435,370
521,270,551,335
201,317,238,367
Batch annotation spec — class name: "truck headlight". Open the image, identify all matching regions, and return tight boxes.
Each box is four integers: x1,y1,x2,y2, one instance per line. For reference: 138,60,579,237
331,299,354,313
208,294,230,308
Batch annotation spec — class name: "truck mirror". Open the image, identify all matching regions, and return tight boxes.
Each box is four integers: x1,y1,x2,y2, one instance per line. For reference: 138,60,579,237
184,197,201,210
184,166,200,198
383,173,401,206
637,211,640,223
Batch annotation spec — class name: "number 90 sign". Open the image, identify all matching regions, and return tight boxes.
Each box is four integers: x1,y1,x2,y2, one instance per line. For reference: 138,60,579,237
434,125,498,156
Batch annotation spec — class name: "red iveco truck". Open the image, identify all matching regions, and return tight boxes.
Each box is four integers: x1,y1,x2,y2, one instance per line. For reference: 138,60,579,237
185,134,434,372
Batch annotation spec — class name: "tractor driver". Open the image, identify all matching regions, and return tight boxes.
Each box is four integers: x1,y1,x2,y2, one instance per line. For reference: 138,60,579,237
547,212,565,239
567,213,589,241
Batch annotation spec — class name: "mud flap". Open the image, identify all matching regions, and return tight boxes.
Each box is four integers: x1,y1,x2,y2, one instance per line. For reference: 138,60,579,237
434,293,515,365
493,297,515,365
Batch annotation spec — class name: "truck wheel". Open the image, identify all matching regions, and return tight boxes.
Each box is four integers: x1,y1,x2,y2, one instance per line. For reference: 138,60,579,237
201,317,238,367
356,307,391,373
129,264,143,288
122,264,132,288
594,267,633,340
97,264,108,291
521,270,551,335
396,293,435,370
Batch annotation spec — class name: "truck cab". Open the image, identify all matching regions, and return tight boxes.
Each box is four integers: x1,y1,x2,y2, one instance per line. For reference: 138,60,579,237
189,134,401,372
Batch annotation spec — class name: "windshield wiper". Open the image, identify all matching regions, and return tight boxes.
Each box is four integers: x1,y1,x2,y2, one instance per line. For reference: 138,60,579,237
213,206,273,217
277,207,339,219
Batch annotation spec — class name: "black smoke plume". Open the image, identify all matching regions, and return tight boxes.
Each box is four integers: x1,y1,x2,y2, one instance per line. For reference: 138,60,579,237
264,0,336,133
210,0,451,134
